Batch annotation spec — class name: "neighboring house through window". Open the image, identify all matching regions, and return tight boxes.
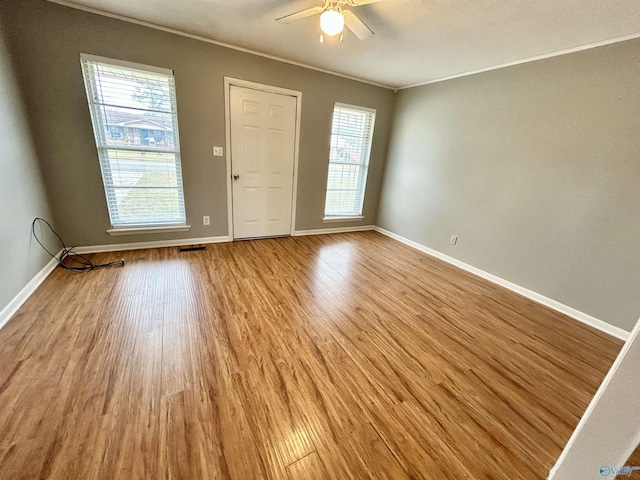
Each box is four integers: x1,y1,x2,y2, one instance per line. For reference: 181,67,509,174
323,103,376,219
81,54,186,228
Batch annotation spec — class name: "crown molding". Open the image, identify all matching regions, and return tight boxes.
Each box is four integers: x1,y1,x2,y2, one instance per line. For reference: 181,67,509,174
45,2,640,94
45,0,395,90
399,32,640,90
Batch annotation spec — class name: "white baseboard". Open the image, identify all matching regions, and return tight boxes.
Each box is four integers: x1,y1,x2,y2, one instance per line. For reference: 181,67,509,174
72,235,231,254
374,227,630,342
75,227,375,251
3,228,630,343
0,250,62,331
294,225,375,236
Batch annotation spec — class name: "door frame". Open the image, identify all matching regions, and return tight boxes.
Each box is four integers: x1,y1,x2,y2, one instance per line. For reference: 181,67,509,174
224,77,302,240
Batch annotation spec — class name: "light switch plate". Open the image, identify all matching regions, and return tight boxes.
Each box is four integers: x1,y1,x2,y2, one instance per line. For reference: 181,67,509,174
213,146,224,157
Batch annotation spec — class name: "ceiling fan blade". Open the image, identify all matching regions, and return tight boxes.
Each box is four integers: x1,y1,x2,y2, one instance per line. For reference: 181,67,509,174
347,0,386,5
343,10,374,39
276,6,324,24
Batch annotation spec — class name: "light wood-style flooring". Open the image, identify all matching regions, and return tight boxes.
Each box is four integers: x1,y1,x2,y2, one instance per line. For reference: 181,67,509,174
0,231,622,479
618,443,640,479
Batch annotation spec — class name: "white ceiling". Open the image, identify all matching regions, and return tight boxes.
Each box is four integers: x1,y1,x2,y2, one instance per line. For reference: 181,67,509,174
55,0,640,89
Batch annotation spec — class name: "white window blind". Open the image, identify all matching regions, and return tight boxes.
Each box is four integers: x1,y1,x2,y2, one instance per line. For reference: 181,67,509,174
81,54,186,227
324,103,376,217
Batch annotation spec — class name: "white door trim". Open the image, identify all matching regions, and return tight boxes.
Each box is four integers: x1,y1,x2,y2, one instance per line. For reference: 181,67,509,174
224,77,302,240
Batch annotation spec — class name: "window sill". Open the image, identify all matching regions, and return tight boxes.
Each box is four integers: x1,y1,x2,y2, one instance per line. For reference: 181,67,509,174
107,224,191,236
322,216,364,223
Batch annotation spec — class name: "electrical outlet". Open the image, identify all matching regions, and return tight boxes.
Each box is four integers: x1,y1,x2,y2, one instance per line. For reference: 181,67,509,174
213,146,224,157
203,216,210,226
450,235,458,245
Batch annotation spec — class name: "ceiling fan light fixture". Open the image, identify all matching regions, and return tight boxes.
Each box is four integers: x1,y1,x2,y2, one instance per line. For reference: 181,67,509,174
320,10,345,37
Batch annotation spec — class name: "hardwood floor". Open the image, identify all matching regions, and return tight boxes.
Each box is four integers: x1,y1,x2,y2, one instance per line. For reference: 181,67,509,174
0,231,622,479
618,443,640,479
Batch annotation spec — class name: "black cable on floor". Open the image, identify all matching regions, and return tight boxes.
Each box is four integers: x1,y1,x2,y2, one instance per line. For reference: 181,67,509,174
31,218,124,272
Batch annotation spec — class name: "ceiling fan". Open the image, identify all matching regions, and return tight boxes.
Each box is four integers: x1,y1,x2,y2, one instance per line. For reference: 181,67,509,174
276,0,386,43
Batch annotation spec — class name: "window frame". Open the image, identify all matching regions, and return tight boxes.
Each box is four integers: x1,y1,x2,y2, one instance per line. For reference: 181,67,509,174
323,102,376,221
80,53,189,233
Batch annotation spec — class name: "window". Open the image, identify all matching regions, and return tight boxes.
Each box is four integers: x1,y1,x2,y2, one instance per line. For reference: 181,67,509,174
324,103,376,218
81,54,186,228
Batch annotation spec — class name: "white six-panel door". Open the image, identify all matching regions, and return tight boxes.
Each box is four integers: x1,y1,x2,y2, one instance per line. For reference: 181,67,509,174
230,85,297,239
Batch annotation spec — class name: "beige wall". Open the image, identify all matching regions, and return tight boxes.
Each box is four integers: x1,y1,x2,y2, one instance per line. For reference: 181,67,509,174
378,38,640,332
1,0,394,246
0,13,55,315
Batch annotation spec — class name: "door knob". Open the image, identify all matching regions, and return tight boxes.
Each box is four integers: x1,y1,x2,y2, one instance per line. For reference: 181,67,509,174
233,174,240,181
